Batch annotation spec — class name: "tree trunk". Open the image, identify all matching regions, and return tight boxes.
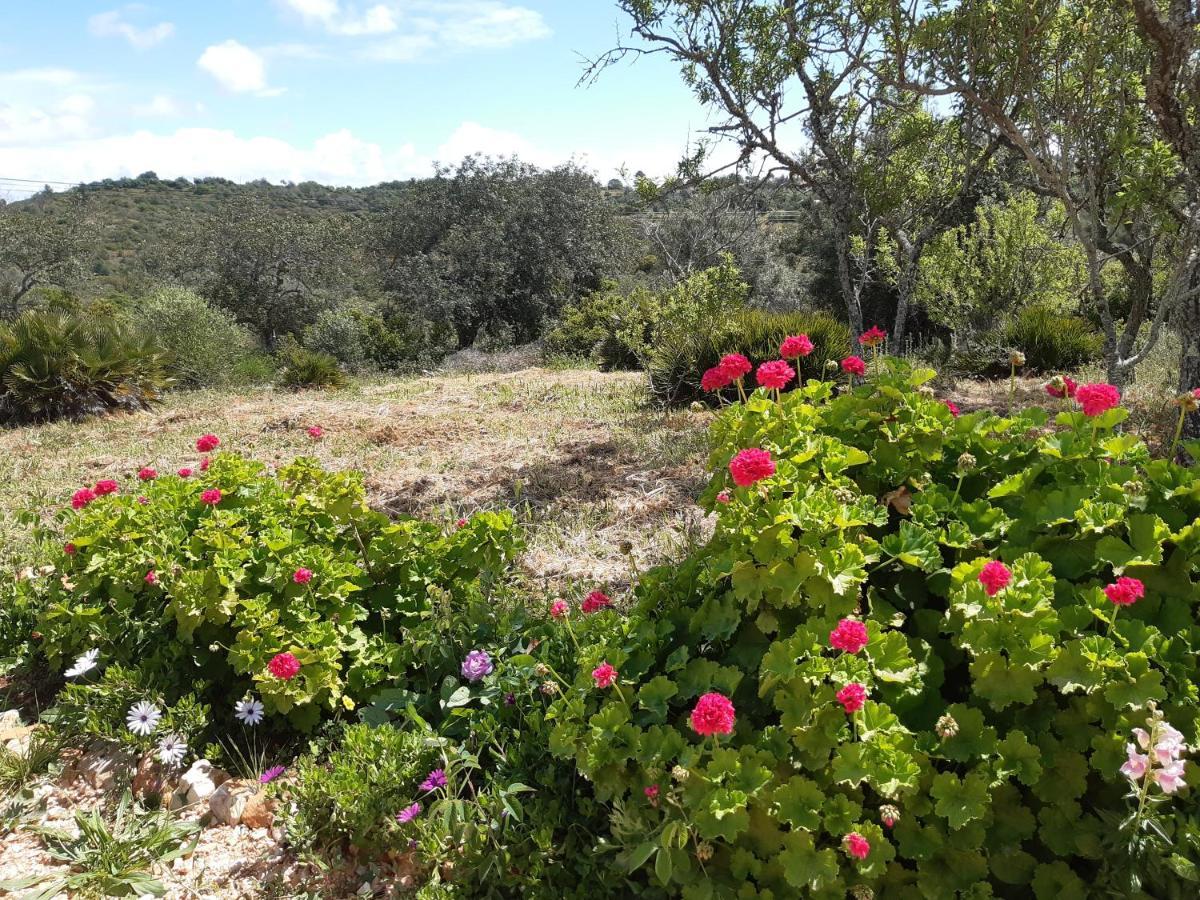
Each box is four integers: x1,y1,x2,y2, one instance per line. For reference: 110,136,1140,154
1179,288,1200,441
831,201,864,336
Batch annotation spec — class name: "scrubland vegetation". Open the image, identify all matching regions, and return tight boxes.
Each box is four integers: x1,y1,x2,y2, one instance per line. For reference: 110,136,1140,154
2,1,1200,898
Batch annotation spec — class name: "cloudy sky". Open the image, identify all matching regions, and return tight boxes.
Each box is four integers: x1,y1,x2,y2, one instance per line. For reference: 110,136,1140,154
0,1,718,195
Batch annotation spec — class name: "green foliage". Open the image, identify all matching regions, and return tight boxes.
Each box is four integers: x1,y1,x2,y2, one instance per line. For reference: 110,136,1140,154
0,308,172,424
285,722,436,855
303,305,372,372
27,450,521,737
134,286,261,388
543,280,640,370
649,308,852,405
1004,302,1104,373
0,791,200,899
0,731,66,792
549,358,1200,896
276,343,346,390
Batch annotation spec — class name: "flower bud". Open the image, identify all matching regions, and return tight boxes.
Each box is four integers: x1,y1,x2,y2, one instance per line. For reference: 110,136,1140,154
618,540,633,556
1009,351,1025,367
671,765,690,782
695,842,714,862
1122,480,1145,496
880,804,900,828
825,359,839,372
534,663,550,677
1176,392,1200,413
850,887,875,900
936,714,959,740
956,453,976,473
539,680,558,696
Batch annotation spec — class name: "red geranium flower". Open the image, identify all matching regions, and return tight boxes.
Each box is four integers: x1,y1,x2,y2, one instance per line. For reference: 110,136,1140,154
1075,382,1121,417
64,542,76,555
858,326,888,348
200,457,210,472
701,366,733,392
729,448,775,487
200,489,222,506
780,334,814,359
978,560,1012,597
756,359,796,391
1045,376,1078,399
690,692,736,736
581,590,613,614
196,434,221,453
94,479,119,496
841,356,866,376
836,682,867,713
71,488,96,510
944,400,960,418
829,618,869,654
293,567,313,585
844,832,870,860
644,784,659,801
718,353,752,380
307,425,324,440
550,599,569,619
177,468,193,478
1104,576,1145,606
144,570,158,585
138,467,157,481
592,662,618,689
268,652,301,680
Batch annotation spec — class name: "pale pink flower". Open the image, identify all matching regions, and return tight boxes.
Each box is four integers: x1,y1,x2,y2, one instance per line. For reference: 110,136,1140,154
1154,759,1188,794
1121,744,1150,781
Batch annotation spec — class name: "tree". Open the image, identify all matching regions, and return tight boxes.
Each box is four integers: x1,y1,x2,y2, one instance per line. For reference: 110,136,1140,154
0,198,90,318
367,156,627,349
167,197,350,345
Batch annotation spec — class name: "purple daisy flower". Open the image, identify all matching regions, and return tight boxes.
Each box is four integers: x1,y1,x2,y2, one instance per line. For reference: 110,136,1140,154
259,765,286,784
397,802,422,823
419,768,448,792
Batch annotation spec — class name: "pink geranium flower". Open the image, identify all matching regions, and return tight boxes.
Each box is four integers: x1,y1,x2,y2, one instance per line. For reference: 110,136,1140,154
550,599,569,619
1104,577,1144,606
829,618,869,654
200,489,222,506
841,356,866,376
196,434,220,453
177,468,193,478
94,479,119,496
718,353,752,380
144,570,158,585
138,467,157,481
592,662,618,689
293,568,313,585
844,832,870,860
756,359,796,391
64,542,76,555
71,488,96,510
690,692,736,736
858,326,887,348
1075,383,1121,417
701,366,733,392
268,652,301,680
978,560,1012,597
780,334,814,359
729,448,775,487
307,425,324,440
581,590,612,614
944,400,960,418
836,682,867,713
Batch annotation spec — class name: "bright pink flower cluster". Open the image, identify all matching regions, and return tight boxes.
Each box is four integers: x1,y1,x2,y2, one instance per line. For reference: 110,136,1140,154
829,618,869,654
1075,382,1121,417
71,488,96,510
196,434,221,453
978,560,1012,597
550,599,569,619
780,334,813,359
756,359,795,391
200,457,211,472
178,467,193,478
581,590,612,614
138,467,158,481
701,366,732,392
701,353,754,393
64,542,76,556
643,784,659,801
200,489,222,506
268,652,301,680
1104,576,1145,606
841,355,866,376
144,570,158,585
715,490,731,504
592,662,618,689
836,682,867,713
94,479,119,496
293,567,313,585
690,692,736,736
844,832,870,860
1045,376,1078,399
729,448,775,487
858,326,887,348
307,425,324,440
944,400,960,418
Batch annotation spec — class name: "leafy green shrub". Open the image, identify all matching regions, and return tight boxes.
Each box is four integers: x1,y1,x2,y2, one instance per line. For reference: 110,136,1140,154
1003,302,1104,373
285,722,437,855
543,281,640,370
550,360,1199,897
28,448,521,735
303,306,371,373
0,309,171,424
134,287,260,388
648,308,852,405
276,344,346,390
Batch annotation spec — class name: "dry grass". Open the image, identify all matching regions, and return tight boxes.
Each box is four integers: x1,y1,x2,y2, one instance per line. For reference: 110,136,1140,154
0,368,712,595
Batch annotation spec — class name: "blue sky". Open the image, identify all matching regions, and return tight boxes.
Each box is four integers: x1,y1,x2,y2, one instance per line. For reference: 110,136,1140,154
0,1,721,192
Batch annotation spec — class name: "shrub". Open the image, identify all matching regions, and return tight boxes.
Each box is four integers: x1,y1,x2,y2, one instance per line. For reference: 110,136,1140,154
28,447,521,736
303,306,371,373
550,360,1199,897
134,287,260,388
0,309,171,425
543,281,640,370
648,308,852,405
276,344,346,390
285,722,437,855
1003,302,1104,373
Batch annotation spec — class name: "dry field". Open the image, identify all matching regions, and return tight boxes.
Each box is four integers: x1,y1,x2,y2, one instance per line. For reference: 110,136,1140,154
0,368,713,596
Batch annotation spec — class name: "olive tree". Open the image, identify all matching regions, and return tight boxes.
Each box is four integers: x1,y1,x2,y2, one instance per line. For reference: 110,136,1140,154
0,198,90,318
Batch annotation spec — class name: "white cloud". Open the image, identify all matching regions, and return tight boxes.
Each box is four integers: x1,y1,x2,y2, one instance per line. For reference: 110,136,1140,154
134,95,182,118
0,70,99,147
197,41,281,96
89,8,174,50
276,1,549,58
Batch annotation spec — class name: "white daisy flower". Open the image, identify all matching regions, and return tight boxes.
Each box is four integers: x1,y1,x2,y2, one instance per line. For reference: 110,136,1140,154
126,701,161,737
234,697,265,727
157,734,187,767
64,649,99,678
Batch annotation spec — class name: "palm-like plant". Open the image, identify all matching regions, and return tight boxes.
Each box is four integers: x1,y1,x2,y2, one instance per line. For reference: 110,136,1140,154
0,310,172,425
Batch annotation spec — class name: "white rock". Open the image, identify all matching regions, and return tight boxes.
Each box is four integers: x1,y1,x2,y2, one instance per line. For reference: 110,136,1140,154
171,759,230,809
0,709,23,729
208,780,254,826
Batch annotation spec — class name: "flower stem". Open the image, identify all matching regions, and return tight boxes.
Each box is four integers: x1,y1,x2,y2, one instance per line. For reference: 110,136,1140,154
1169,407,1186,461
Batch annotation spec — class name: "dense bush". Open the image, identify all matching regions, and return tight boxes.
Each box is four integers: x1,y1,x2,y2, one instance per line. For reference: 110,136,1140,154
27,448,521,734
276,344,346,390
543,281,640,370
1003,302,1104,373
303,306,372,373
134,287,262,388
550,360,1198,897
648,308,852,405
0,309,171,425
